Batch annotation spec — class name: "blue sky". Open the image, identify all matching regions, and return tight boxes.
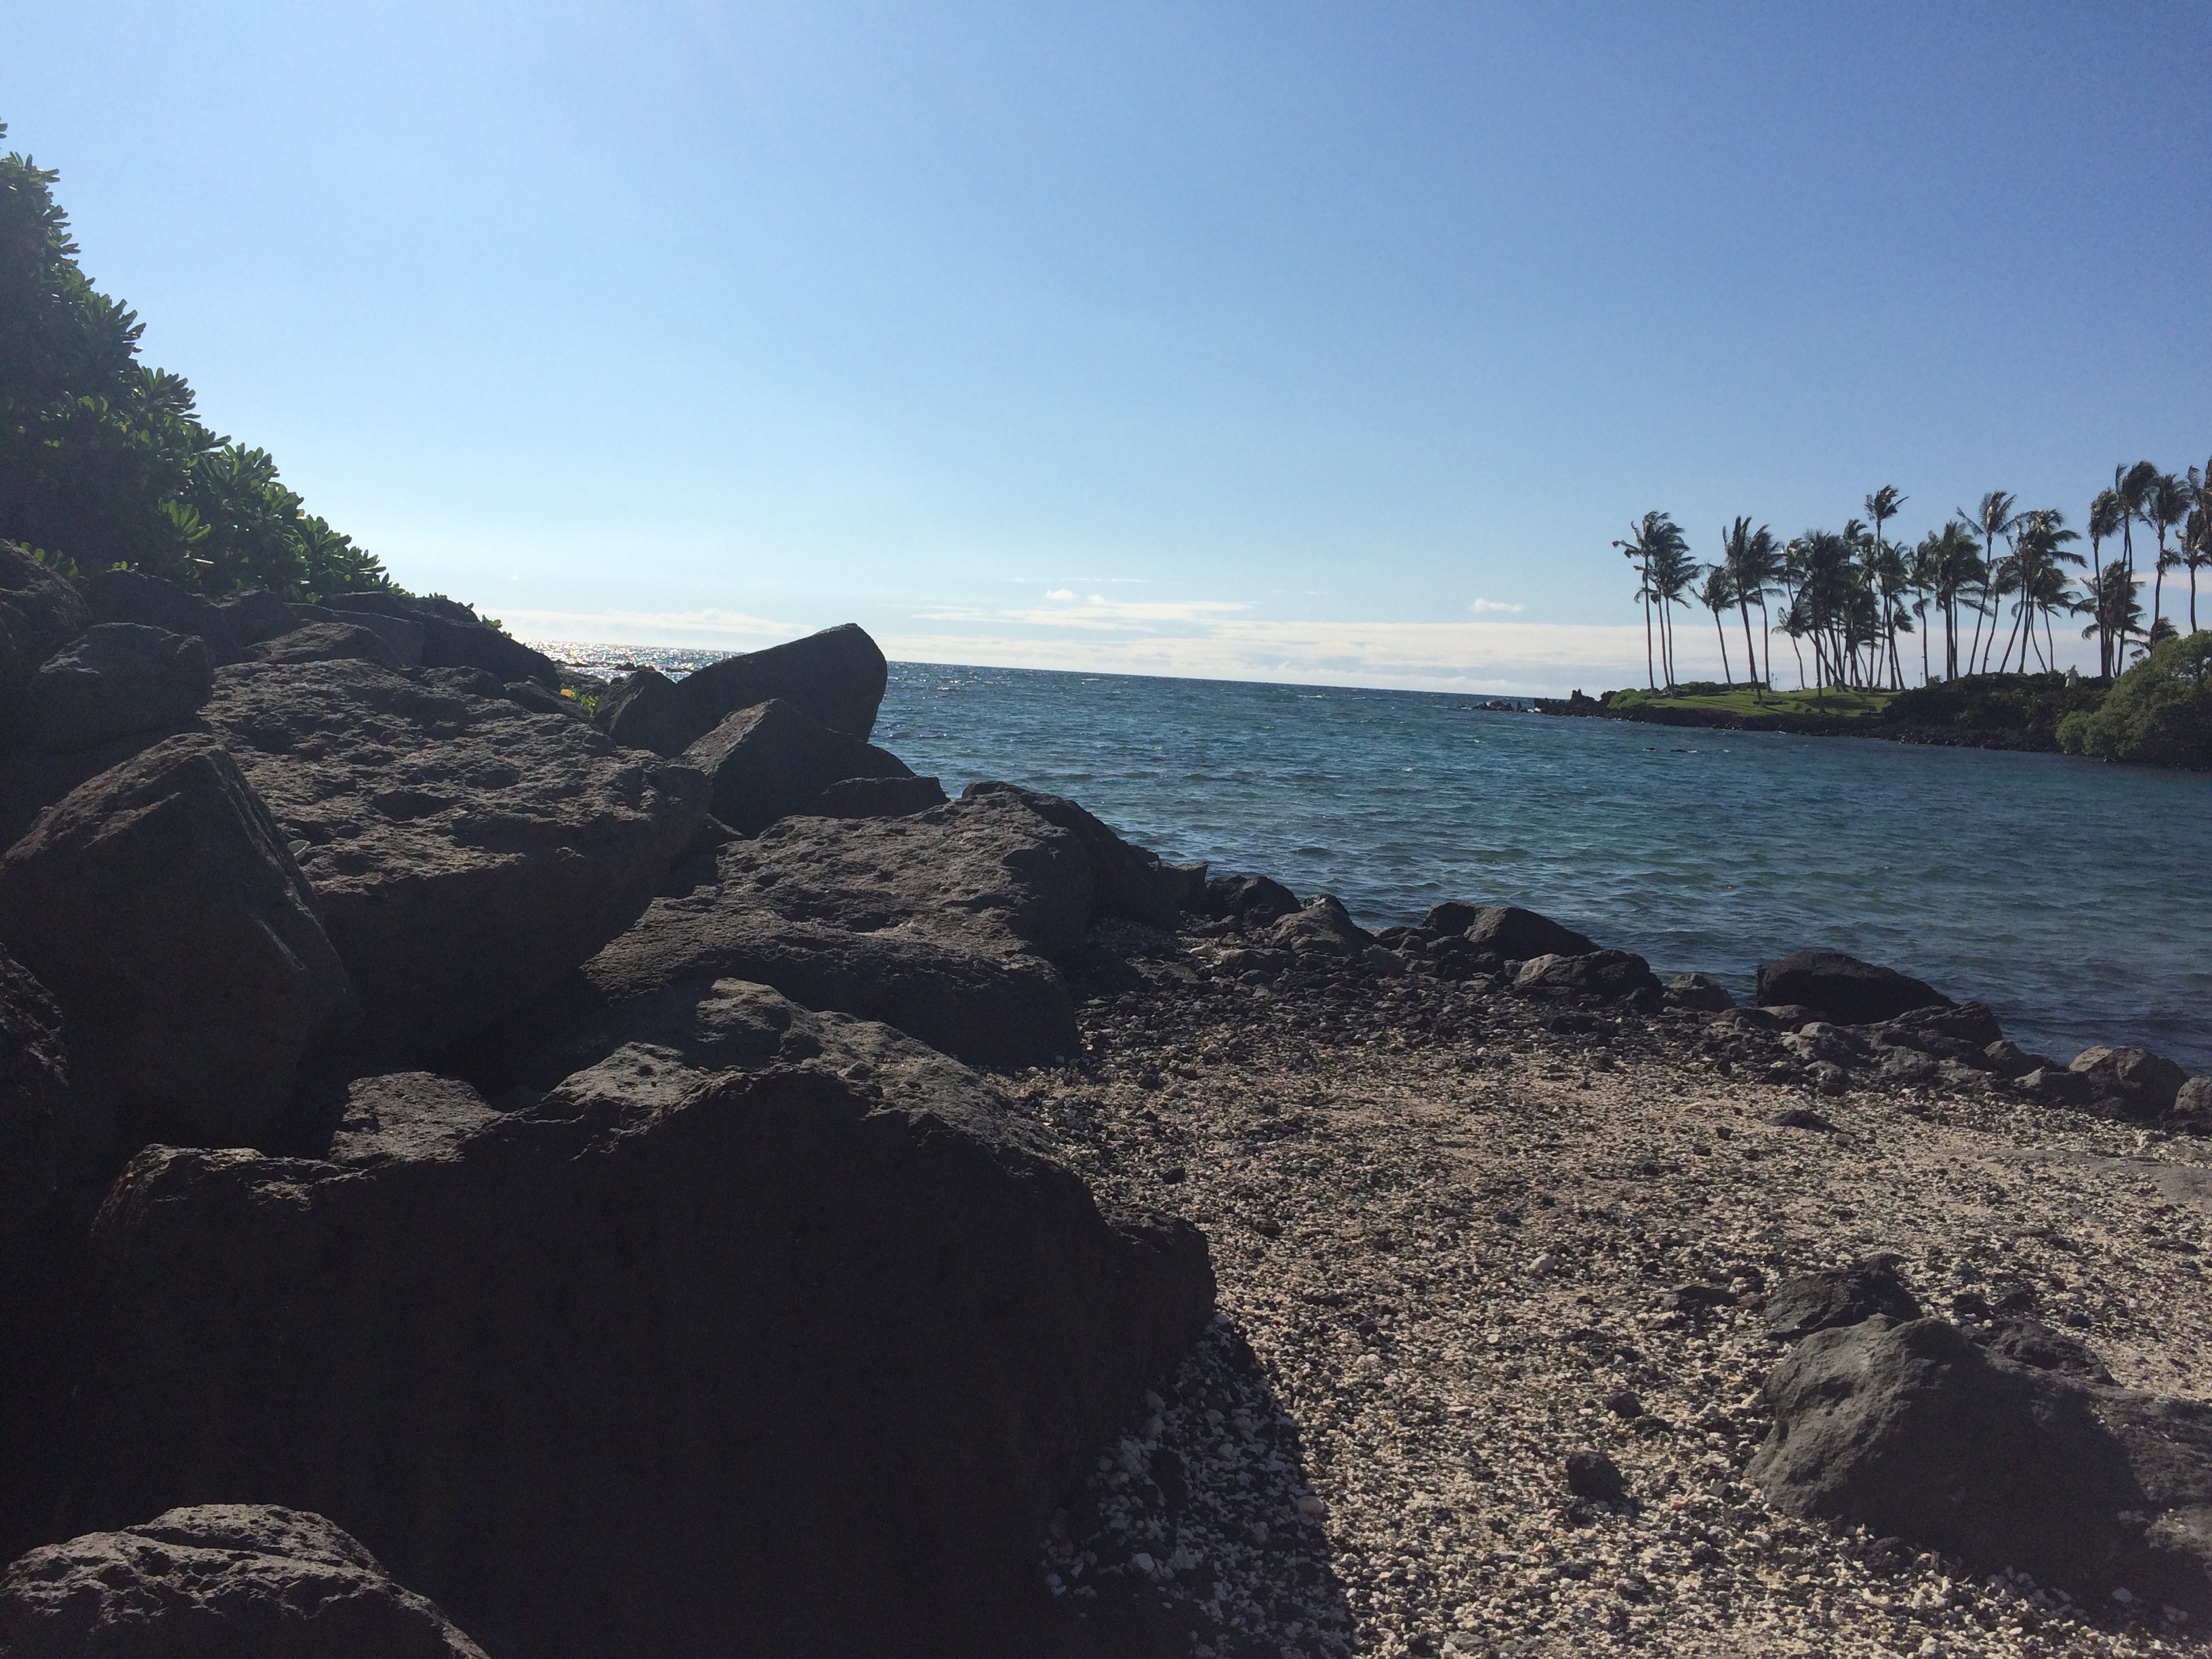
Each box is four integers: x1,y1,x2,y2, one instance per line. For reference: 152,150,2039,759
4,2,2207,691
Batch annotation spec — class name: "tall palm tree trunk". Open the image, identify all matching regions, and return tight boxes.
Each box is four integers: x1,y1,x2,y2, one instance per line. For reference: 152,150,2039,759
1711,606,1732,686
1641,560,1654,691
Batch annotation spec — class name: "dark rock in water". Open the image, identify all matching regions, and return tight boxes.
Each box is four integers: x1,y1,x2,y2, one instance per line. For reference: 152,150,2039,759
247,619,398,669
318,591,560,689
1664,972,1734,1012
52,984,1213,1659
24,624,213,753
541,792,1090,1069
1267,895,1374,958
215,588,298,647
1513,949,1660,1002
201,659,705,1061
1870,1000,2004,1056
595,666,693,756
2070,1045,2188,1116
962,782,1184,931
1465,905,1599,962
1157,860,1208,910
672,622,888,745
1984,1038,2052,1080
0,954,69,1246
811,773,949,819
1204,874,1300,926
1765,1262,1922,1340
1750,1316,2212,1614
0,541,93,719
1755,950,1952,1025
682,698,914,836
0,735,357,1146
75,567,241,663
1564,1449,1627,1501
0,1504,492,1658
2015,1066,2100,1107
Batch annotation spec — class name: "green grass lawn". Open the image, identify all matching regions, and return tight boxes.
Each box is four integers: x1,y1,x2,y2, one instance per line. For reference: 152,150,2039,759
1607,684,1895,720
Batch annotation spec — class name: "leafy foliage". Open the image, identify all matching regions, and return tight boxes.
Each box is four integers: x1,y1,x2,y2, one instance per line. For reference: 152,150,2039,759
0,122,392,598
2057,631,2212,770
1882,671,2105,741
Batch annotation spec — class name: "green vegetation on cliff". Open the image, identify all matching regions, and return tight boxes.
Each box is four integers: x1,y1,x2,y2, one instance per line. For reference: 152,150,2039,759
0,121,392,598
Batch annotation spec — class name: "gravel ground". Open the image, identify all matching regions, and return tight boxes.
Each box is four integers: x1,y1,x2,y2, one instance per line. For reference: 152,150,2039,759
1029,920,2212,1659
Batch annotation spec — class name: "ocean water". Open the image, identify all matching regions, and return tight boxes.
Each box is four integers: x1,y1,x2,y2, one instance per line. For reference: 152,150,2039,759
544,647,2211,1072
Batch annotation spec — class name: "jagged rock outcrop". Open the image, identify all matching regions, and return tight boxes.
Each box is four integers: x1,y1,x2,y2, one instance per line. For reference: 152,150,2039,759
49,984,1212,1658
247,620,398,669
317,592,559,689
1204,874,1300,926
75,569,241,663
1751,1315,2212,1613
0,1505,492,1658
200,659,705,1060
24,624,213,752
963,781,1185,930
594,665,692,756
532,790,1092,1068
0,734,356,1145
1755,949,1952,1025
215,589,298,647
812,773,949,819
682,697,916,836
0,542,91,721
672,622,887,744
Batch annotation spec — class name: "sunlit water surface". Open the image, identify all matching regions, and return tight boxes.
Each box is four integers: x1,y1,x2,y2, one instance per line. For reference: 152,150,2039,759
545,647,2211,1072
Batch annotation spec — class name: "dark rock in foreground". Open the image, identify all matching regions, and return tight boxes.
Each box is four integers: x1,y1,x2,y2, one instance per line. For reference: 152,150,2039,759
0,954,70,1248
1755,949,1952,1025
1513,948,1660,1003
24,623,213,753
0,735,356,1146
201,659,705,1060
2070,1045,2189,1117
964,782,1185,931
672,621,888,744
1205,874,1300,926
1763,1261,1923,1341
555,790,1093,1068
1750,1315,2212,1612
52,984,1212,1659
319,592,560,689
682,697,915,835
0,1504,491,1658
1664,972,1734,1012
0,544,91,720
75,569,241,663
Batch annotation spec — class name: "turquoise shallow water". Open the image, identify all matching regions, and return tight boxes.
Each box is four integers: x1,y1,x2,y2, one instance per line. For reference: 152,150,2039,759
542,644,2210,1072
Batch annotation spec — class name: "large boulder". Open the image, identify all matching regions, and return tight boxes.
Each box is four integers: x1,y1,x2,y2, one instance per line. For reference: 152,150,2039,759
0,734,356,1146
0,542,91,721
2070,1046,2189,1117
1266,894,1374,958
1755,949,1952,1025
533,790,1092,1068
24,624,213,752
75,569,241,663
199,659,706,1061
2171,1076,2212,1133
1763,1261,1923,1341
594,666,693,756
962,781,1183,930
1204,874,1300,926
1463,905,1599,962
811,773,949,819
672,622,888,745
1513,948,1660,1002
682,697,916,836
248,620,398,670
1750,1315,2212,1613
317,592,559,689
0,1504,492,1658
51,984,1212,1658
214,589,297,647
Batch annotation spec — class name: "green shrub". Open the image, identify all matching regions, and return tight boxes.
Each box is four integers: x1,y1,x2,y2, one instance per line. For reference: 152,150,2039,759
1881,671,2104,739
2057,632,2212,769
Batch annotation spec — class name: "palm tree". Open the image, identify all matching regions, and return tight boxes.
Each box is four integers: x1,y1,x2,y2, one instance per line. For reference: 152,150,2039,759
1614,512,1689,692
1957,491,2017,675
2009,508,2083,671
1698,565,1736,685
2113,460,2158,643
1864,486,1906,685
1719,518,1779,695
2083,561,2144,663
1906,534,1942,684
2144,471,2190,645
1919,521,1983,680
2179,466,2208,636
1649,534,1698,689
2087,488,2123,676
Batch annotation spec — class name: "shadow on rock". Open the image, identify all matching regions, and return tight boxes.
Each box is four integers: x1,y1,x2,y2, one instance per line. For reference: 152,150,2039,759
1044,1317,1356,1659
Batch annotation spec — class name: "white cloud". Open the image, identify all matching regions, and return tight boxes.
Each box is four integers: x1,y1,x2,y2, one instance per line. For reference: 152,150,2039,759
1468,598,1526,615
1044,588,1077,600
